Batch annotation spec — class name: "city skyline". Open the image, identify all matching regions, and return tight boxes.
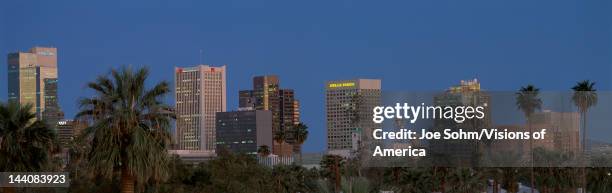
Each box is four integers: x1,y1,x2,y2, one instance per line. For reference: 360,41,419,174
1,0,611,152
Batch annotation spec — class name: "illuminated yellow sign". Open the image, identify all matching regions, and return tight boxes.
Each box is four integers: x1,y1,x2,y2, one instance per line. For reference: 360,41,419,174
328,82,355,88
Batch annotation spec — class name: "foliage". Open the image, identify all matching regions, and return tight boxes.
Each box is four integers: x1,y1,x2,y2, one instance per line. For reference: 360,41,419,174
0,102,57,172
76,66,174,193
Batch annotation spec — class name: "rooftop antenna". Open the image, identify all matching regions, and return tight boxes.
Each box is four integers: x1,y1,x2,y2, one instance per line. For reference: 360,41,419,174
199,49,203,65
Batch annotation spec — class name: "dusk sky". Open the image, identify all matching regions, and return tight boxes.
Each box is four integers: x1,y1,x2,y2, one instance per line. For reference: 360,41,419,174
1,0,611,152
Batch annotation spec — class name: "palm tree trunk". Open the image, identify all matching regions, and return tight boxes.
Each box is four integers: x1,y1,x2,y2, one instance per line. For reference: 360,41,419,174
582,112,588,193
493,180,498,193
527,118,534,193
441,172,446,193
121,165,135,193
334,158,340,193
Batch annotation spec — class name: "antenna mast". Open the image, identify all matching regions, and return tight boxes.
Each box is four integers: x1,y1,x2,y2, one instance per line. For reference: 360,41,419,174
199,49,203,64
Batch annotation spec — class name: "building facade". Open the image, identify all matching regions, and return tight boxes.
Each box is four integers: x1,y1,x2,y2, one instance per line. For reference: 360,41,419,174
215,110,273,155
56,119,87,148
325,79,381,157
238,75,300,156
7,47,63,123
175,65,227,152
431,79,491,165
531,111,581,155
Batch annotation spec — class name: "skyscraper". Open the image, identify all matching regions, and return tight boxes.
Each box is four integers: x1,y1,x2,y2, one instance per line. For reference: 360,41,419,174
325,79,381,157
175,65,227,152
56,119,87,148
431,79,491,165
238,75,300,156
7,46,63,124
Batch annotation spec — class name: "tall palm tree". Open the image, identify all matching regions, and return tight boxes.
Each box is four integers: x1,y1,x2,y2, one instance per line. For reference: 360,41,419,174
572,80,598,152
516,84,542,193
274,128,286,143
572,80,598,192
0,102,57,193
274,128,288,156
76,66,174,193
291,123,309,162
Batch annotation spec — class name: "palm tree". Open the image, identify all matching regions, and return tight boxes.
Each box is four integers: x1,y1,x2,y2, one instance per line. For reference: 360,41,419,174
76,66,174,193
274,128,287,143
291,123,309,153
273,128,288,156
572,80,598,152
291,123,308,162
572,80,597,192
258,145,271,157
516,84,542,193
0,102,57,193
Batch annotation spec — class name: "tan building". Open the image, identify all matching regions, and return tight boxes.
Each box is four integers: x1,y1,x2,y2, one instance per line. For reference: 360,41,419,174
531,110,581,155
175,65,227,152
7,47,63,123
325,79,381,157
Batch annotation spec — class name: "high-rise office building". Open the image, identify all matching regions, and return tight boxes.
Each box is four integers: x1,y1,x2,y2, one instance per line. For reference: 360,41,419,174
56,119,87,148
431,79,491,165
279,89,301,152
239,75,300,156
175,65,227,152
433,79,491,128
215,110,273,155
43,78,64,127
7,47,63,123
325,79,381,157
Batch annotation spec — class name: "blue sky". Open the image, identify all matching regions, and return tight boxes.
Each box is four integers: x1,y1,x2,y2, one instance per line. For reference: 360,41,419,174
1,0,611,152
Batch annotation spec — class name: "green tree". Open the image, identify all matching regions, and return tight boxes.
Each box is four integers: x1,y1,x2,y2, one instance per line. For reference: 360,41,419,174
501,167,521,193
587,167,612,193
516,84,542,193
572,80,598,192
272,164,316,193
320,155,345,193
447,168,485,193
395,168,434,193
485,167,503,193
208,151,273,193
257,145,271,157
0,102,57,193
76,66,174,193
